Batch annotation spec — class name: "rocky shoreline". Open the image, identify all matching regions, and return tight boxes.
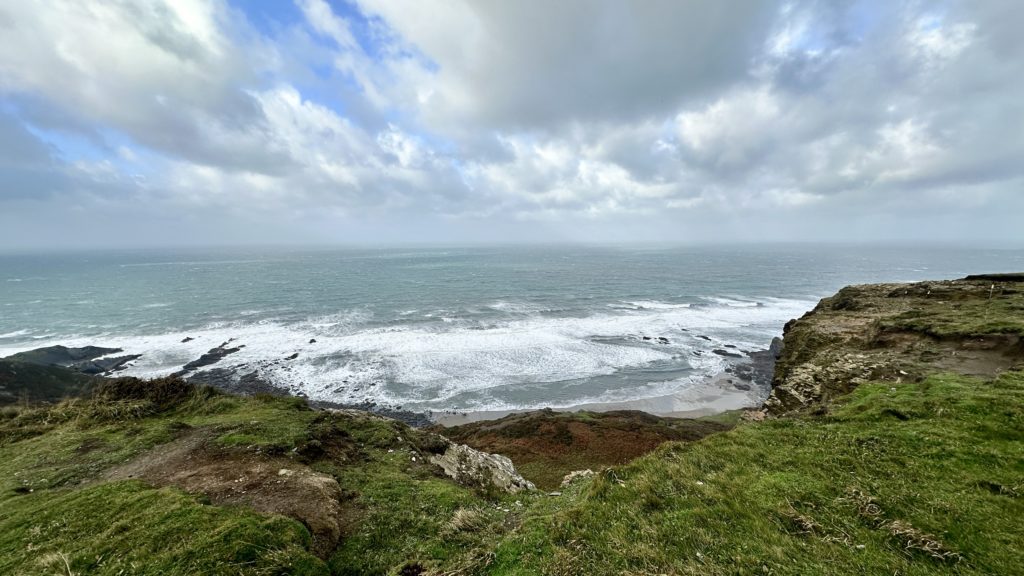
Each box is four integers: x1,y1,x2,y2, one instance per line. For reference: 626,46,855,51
6,273,1019,426
1,333,785,429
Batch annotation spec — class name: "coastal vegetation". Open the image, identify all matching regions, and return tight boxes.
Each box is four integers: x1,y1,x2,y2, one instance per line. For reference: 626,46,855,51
1,275,1022,574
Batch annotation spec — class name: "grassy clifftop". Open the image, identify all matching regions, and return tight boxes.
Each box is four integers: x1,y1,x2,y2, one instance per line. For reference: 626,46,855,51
484,370,1023,575
1,275,1022,575
0,379,527,575
766,275,1024,415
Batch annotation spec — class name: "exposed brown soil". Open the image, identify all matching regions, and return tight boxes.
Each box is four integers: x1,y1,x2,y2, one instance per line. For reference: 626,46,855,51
102,428,354,558
437,409,730,490
873,331,1022,379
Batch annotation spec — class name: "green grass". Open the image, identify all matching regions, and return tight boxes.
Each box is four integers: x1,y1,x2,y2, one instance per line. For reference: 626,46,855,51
0,481,325,575
322,411,520,574
0,383,507,575
328,455,510,575
485,372,1024,575
877,290,1024,338
0,388,330,574
2,368,1022,575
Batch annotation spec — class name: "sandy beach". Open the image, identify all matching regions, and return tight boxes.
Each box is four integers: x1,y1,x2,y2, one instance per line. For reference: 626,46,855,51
432,371,764,426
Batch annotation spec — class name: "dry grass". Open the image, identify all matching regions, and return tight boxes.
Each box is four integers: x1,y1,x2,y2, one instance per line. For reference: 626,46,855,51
446,508,488,533
846,487,963,563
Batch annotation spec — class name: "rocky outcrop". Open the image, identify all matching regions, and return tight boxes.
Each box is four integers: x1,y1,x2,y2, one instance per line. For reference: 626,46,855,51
429,442,536,493
0,360,96,405
71,354,141,374
187,368,284,397
4,345,121,366
765,277,1024,415
2,345,139,374
0,346,142,404
178,341,244,373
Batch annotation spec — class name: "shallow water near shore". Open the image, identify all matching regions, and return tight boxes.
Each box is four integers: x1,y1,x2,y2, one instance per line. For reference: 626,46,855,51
2,244,1022,413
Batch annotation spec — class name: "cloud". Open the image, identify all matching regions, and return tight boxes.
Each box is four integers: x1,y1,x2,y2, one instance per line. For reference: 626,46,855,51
0,0,284,171
353,0,778,131
0,0,1021,248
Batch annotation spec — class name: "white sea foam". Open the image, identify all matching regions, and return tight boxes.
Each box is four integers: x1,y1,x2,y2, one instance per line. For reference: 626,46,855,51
0,296,813,411
702,296,761,307
623,300,692,310
0,329,31,339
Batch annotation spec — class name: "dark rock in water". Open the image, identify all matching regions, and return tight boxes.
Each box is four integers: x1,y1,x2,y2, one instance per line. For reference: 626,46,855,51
2,345,140,376
309,339,317,344
179,343,244,372
642,336,652,341
4,345,123,368
72,354,142,375
285,353,299,360
724,344,738,349
186,368,286,397
658,337,670,344
712,349,744,358
181,337,195,343
733,382,752,391
696,335,712,341
732,363,753,380
737,336,785,389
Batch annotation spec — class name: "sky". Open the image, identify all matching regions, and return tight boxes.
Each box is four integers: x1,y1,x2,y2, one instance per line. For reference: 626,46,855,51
0,0,1022,249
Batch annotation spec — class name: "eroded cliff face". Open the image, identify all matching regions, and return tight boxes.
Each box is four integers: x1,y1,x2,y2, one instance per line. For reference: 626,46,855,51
765,274,1024,415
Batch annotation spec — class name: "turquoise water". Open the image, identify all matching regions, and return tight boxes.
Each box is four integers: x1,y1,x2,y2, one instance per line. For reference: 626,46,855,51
1,245,1022,411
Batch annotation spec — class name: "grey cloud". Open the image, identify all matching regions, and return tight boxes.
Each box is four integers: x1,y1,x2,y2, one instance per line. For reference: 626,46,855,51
355,0,780,130
0,0,1022,248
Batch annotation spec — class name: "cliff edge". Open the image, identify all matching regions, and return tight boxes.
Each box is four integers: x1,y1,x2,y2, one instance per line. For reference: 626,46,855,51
2,275,1023,575
765,274,1024,415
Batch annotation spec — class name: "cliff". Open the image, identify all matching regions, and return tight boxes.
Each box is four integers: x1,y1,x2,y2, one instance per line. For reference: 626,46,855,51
766,274,1024,414
1,275,1022,575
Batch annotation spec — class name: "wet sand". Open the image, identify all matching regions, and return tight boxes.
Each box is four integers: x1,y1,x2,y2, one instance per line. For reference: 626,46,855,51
432,371,765,426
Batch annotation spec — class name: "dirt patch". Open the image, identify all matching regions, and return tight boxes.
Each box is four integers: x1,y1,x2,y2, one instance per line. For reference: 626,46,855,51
437,409,730,490
102,428,353,558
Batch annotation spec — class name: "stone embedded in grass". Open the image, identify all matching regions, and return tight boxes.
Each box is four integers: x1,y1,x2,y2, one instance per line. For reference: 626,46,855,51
429,442,535,493
561,469,595,487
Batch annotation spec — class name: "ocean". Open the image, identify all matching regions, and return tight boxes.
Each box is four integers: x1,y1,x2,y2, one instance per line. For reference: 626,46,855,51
2,245,1022,413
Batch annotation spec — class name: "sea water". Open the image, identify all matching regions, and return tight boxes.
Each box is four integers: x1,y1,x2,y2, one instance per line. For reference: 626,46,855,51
1,244,1022,412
